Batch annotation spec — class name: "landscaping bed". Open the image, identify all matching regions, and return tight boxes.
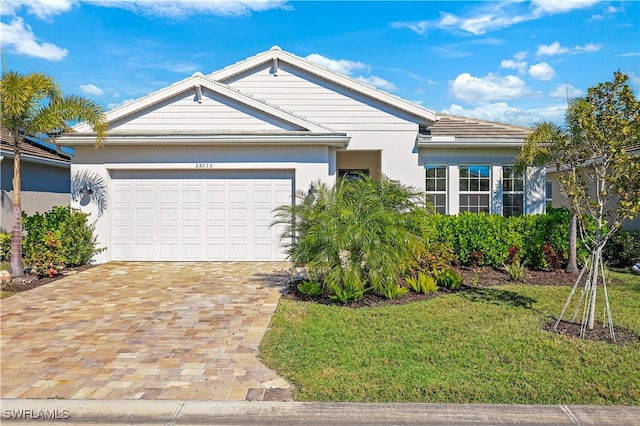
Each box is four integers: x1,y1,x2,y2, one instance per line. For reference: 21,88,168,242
281,267,638,344
0,264,95,297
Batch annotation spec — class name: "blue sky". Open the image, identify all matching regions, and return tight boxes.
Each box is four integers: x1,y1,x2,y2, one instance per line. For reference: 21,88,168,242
1,0,639,127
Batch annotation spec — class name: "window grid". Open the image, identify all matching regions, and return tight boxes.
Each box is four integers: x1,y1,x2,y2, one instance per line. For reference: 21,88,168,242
459,165,490,213
425,165,447,214
503,166,524,217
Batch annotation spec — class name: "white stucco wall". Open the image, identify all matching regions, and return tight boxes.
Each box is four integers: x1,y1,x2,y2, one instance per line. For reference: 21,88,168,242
71,144,334,262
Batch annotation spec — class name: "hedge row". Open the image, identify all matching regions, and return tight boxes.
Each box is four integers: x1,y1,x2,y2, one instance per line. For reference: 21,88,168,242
423,208,593,269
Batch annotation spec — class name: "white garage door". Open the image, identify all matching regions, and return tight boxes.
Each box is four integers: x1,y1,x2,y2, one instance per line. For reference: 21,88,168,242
110,170,293,261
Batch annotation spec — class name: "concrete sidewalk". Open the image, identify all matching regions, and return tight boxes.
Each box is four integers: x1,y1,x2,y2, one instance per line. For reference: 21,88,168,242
1,399,639,425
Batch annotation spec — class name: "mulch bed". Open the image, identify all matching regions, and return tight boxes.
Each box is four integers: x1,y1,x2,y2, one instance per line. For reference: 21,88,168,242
283,266,639,345
1,264,96,294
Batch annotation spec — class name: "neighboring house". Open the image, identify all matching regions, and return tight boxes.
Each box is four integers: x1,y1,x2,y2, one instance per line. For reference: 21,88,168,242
546,145,640,231
58,46,543,263
1,127,72,233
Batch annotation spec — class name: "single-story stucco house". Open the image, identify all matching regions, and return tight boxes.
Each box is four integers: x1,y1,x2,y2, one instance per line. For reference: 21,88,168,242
1,127,72,233
58,46,545,263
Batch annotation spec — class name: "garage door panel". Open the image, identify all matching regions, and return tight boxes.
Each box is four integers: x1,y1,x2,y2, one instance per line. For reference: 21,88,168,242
110,170,292,261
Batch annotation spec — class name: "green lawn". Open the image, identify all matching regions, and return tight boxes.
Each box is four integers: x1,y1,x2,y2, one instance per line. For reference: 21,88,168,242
259,272,640,404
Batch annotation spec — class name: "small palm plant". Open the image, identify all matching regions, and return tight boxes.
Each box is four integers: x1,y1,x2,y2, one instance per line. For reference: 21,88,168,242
273,175,430,302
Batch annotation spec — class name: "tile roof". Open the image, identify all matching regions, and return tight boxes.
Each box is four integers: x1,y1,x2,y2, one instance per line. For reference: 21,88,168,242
425,114,532,139
1,127,71,163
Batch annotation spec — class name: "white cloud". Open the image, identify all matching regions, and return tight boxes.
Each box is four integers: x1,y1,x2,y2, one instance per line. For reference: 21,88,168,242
536,41,569,56
79,84,105,96
529,62,555,81
390,20,429,35
514,51,528,61
458,11,527,35
306,53,398,92
305,53,368,75
442,102,567,127
393,0,599,37
449,73,532,102
500,59,528,74
530,0,600,15
574,42,601,52
0,0,75,20
537,41,602,56
107,98,136,110
0,18,68,61
88,0,288,18
549,83,583,99
356,76,397,92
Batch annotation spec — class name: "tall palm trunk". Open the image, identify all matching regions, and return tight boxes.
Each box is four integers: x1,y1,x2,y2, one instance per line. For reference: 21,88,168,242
10,143,23,277
565,209,578,274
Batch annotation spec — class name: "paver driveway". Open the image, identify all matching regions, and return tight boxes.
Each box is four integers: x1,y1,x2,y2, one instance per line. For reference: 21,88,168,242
0,262,292,401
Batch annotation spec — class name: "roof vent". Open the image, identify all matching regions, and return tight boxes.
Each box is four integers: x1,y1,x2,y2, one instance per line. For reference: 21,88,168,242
271,45,281,51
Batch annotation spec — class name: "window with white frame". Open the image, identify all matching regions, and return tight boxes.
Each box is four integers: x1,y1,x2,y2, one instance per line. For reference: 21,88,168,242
502,166,524,217
425,165,447,214
546,181,553,209
459,165,491,213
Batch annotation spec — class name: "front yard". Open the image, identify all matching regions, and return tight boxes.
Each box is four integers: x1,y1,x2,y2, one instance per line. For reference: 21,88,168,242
259,271,640,404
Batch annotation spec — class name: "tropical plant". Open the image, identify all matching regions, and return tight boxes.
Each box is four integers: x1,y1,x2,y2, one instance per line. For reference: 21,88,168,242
297,281,324,297
405,273,438,294
0,71,107,277
381,284,409,300
434,268,463,290
504,259,526,282
273,175,430,302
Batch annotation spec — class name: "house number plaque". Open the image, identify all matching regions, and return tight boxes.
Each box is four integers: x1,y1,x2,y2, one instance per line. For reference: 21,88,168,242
195,163,215,169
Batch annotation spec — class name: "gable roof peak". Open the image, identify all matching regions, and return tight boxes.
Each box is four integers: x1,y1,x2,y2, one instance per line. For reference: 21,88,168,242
270,45,282,51
209,47,437,123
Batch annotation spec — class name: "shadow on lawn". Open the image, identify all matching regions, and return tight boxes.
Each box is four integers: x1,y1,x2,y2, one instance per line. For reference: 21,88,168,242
460,286,536,309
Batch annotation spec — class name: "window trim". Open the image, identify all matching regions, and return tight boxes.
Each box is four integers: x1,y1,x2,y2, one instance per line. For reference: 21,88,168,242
502,165,525,217
458,164,491,214
425,164,447,214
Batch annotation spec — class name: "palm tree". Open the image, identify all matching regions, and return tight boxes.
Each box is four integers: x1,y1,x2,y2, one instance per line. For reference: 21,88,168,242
515,107,582,275
1,71,107,277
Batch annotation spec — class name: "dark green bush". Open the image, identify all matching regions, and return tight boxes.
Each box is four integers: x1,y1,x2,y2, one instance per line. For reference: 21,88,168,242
603,230,640,267
423,208,592,269
297,281,324,297
22,206,102,276
434,268,463,290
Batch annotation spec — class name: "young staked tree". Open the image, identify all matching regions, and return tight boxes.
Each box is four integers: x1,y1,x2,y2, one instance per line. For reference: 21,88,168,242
527,72,640,341
1,71,107,278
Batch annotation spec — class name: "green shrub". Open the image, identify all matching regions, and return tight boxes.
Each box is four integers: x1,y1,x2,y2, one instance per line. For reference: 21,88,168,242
423,208,593,270
0,233,10,262
297,281,324,297
406,273,438,294
435,268,463,290
381,283,409,300
603,230,640,267
274,176,430,302
504,259,526,282
412,241,457,274
22,206,102,277
328,280,366,304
